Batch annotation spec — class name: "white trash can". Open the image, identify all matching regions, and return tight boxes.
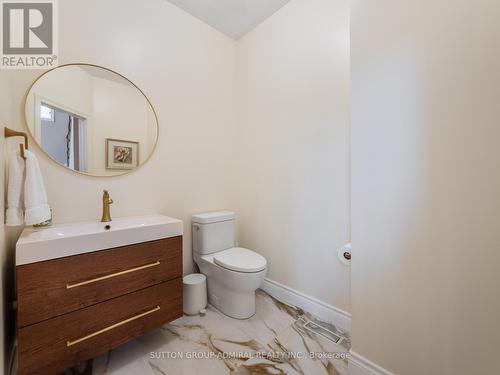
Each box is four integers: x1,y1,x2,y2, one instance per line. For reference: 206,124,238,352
183,273,207,315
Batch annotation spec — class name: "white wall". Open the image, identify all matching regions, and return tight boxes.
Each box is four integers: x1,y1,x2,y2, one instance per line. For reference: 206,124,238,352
236,0,351,311
351,0,500,374
6,0,238,279
0,72,21,375
0,70,12,375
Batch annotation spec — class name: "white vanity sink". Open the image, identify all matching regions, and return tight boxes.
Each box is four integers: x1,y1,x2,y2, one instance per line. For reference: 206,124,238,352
16,215,183,265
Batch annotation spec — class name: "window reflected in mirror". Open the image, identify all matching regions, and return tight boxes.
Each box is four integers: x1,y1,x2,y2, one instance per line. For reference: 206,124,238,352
40,103,88,172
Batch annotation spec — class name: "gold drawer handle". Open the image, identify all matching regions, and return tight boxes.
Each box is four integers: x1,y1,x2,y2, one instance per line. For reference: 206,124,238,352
66,305,161,347
66,260,161,289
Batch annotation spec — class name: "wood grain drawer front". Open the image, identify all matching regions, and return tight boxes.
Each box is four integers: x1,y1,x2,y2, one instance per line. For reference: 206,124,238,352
17,236,182,327
18,278,182,375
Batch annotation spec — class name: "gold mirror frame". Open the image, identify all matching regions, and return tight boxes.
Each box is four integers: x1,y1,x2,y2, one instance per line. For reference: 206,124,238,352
24,63,159,177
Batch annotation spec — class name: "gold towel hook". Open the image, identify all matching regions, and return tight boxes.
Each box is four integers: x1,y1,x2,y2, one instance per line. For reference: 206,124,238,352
4,127,28,159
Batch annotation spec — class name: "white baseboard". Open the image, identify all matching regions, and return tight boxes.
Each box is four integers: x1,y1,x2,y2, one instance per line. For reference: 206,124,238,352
348,351,395,375
259,277,351,332
260,279,393,375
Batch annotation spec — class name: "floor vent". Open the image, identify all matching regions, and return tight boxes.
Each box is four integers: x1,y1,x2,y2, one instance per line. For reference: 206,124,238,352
299,318,344,345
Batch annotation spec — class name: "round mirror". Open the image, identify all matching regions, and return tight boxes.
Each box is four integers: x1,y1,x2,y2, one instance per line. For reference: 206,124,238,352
25,64,158,176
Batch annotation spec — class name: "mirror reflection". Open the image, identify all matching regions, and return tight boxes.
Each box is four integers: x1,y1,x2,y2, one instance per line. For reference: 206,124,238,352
25,64,158,176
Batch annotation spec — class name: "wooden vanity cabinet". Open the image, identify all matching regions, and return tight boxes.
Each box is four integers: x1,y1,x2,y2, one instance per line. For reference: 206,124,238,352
16,236,183,375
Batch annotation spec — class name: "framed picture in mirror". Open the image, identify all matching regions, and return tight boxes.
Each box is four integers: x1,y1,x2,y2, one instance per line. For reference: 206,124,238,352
105,138,139,170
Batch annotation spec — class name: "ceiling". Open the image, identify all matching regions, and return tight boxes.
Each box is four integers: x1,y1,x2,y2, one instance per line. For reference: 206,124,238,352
166,0,291,40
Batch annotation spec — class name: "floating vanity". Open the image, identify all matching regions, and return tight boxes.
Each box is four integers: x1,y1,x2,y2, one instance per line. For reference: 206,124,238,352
16,215,183,375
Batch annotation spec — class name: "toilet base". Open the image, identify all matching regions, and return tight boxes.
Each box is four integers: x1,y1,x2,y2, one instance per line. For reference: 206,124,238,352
207,279,256,319
194,251,266,320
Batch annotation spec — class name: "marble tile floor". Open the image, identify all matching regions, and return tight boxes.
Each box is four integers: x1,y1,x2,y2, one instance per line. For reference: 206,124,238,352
65,290,351,375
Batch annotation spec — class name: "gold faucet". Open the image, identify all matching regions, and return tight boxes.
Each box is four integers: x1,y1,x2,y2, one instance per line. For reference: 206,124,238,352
101,190,114,222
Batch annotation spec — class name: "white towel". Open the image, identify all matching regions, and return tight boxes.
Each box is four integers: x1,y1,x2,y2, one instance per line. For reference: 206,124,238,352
6,151,25,226
24,150,51,225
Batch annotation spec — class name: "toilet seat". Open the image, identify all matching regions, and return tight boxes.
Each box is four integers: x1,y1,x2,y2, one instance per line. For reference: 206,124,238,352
213,247,266,273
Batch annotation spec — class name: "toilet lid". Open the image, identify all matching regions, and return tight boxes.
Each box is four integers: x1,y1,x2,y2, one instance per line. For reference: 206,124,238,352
213,247,267,273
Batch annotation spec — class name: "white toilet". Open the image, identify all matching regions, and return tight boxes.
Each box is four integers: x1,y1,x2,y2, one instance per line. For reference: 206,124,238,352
192,211,267,319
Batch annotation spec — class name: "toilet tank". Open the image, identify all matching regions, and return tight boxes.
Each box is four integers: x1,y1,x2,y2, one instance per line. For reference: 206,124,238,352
192,211,235,255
